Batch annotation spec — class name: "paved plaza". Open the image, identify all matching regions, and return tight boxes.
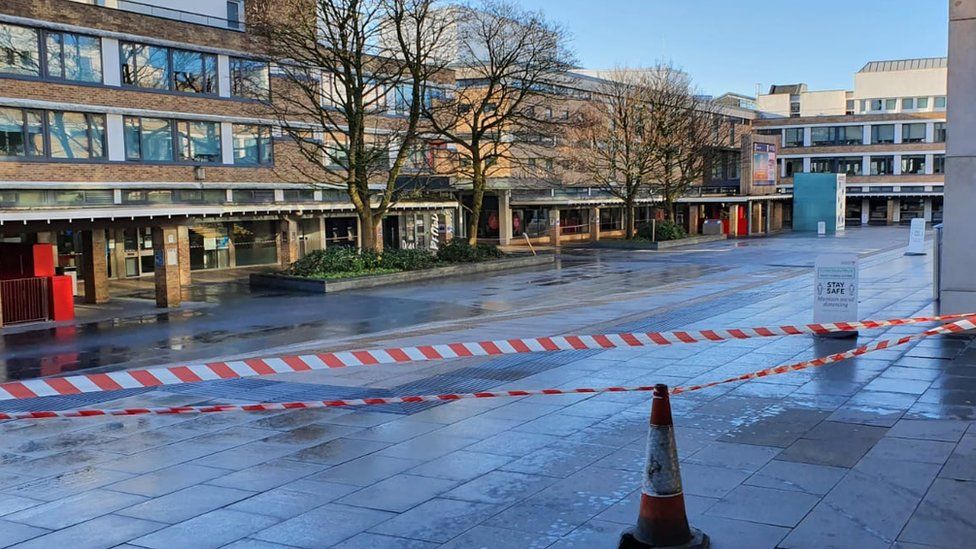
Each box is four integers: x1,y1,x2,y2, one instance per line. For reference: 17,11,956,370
0,227,974,548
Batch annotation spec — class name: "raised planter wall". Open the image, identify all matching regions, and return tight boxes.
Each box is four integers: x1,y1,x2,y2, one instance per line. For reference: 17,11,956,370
591,234,728,250
250,254,556,293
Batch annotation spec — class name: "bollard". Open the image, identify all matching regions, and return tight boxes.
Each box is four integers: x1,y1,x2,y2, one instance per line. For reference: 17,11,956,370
619,384,709,548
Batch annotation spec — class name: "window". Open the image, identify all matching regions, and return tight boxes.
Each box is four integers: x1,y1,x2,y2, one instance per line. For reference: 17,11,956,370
934,154,945,174
810,126,861,146
934,122,946,143
784,128,804,147
124,116,174,161
0,23,39,76
784,158,804,177
232,124,273,165
121,42,170,89
901,123,926,143
885,98,896,110
917,97,929,109
935,96,947,109
47,111,105,159
871,124,895,144
0,107,43,158
901,155,926,174
810,158,834,173
45,32,101,83
869,99,883,111
846,100,855,115
230,57,270,99
172,50,217,94
870,156,894,175
177,121,221,162
837,157,863,176
902,98,914,110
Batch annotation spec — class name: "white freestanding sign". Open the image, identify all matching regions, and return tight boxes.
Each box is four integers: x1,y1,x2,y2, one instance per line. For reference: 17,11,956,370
905,217,927,256
814,254,859,324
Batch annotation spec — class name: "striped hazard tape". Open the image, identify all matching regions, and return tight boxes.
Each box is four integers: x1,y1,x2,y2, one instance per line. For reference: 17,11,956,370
0,313,968,402
2,314,973,421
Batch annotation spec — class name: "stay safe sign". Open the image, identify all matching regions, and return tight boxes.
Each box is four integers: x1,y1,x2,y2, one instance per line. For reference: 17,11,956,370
814,254,859,323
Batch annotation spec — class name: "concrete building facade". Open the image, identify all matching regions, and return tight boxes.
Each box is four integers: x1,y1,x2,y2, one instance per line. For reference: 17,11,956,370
755,58,947,226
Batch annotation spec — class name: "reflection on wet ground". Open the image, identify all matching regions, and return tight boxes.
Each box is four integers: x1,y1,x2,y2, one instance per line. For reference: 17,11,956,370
0,227,913,382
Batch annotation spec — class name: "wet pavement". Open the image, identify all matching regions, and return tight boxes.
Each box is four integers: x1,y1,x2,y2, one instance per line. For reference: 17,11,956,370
1,226,974,548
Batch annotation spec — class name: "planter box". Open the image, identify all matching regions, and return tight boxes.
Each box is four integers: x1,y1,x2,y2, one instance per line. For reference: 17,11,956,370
250,254,556,293
592,234,728,250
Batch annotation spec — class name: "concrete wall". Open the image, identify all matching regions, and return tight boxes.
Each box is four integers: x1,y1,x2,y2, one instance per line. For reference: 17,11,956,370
853,67,947,101
941,0,976,312
799,90,848,117
756,93,791,117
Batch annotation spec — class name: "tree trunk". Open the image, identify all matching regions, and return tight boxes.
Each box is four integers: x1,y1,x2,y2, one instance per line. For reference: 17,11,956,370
467,159,485,246
666,199,677,223
624,198,635,239
358,208,380,252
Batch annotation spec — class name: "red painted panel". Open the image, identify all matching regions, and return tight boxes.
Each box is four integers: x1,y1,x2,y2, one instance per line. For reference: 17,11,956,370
49,275,75,321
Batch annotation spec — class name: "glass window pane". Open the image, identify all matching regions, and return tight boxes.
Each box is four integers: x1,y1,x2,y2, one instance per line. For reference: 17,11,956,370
25,111,43,156
141,118,174,161
935,96,947,108
885,98,896,110
260,128,273,164
64,34,102,82
233,124,259,164
179,121,220,162
88,114,105,158
173,50,215,94
917,97,929,108
45,32,64,78
0,23,39,76
0,107,25,157
122,43,169,89
124,117,142,160
902,98,913,110
48,111,91,159
230,57,269,99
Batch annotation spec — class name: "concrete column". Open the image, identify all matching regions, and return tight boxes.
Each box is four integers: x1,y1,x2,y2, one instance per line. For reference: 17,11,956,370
319,217,328,250
177,226,191,286
729,204,740,237
279,217,300,266
746,202,754,236
802,127,811,147
924,199,934,222
81,229,109,304
688,205,700,235
765,200,773,234
861,198,870,225
893,155,903,175
151,226,181,308
549,209,561,247
589,207,600,242
887,198,900,224
498,191,513,245
772,202,783,231
112,229,126,280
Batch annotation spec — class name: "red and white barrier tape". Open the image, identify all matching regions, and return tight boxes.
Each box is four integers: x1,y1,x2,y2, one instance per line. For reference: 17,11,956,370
0,313,968,402
3,315,972,421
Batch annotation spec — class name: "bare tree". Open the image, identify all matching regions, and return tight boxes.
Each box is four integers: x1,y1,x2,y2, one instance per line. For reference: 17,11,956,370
422,0,575,244
254,0,451,251
563,69,656,239
644,64,729,222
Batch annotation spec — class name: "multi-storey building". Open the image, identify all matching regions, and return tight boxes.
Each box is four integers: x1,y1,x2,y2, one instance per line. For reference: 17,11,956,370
0,0,457,317
755,58,947,225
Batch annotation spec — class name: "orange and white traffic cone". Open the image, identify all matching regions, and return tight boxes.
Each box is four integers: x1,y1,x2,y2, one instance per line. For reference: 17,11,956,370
619,384,709,548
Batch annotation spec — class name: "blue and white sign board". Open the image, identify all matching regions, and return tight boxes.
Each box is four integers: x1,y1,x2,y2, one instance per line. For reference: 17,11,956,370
814,254,859,324
905,218,927,256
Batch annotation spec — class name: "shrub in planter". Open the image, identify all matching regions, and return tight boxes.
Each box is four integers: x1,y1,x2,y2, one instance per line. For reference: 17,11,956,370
287,247,381,276
635,221,686,242
437,239,503,263
381,248,437,271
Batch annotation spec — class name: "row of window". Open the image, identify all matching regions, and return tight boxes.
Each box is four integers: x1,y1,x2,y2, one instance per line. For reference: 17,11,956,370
861,96,946,113
0,22,270,99
782,154,945,177
0,107,273,165
782,122,946,147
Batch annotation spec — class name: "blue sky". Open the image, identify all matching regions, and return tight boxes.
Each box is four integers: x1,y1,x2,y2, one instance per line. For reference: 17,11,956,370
514,0,949,97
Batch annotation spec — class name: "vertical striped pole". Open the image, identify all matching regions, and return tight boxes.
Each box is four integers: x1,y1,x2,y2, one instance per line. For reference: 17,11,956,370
619,384,709,548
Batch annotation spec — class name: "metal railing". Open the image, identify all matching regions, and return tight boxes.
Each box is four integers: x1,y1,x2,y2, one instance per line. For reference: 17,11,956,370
1,277,51,326
69,0,245,31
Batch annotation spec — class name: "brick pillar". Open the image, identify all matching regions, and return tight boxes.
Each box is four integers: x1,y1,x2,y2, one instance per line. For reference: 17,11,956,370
177,226,191,286
549,209,561,247
498,190,513,245
589,207,600,242
279,217,300,266
151,225,181,308
886,198,897,224
81,229,109,304
688,205,699,236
